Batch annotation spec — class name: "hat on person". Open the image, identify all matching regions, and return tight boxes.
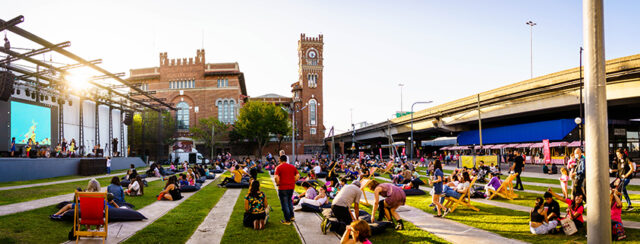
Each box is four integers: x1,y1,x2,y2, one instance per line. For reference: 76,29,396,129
352,181,361,187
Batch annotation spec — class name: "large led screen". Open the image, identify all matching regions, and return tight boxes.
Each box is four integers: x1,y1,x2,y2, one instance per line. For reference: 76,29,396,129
11,101,52,145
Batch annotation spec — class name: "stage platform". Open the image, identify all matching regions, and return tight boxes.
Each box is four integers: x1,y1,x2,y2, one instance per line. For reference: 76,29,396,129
0,157,146,182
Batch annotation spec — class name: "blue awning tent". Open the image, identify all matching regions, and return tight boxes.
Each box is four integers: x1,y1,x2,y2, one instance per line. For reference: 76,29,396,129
457,119,577,145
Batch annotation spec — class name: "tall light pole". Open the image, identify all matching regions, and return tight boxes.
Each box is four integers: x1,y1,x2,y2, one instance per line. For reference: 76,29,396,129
583,0,610,242
398,83,404,114
284,103,307,163
526,20,537,79
410,101,433,160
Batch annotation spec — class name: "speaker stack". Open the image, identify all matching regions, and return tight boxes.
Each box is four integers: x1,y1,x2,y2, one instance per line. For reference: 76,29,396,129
0,71,15,101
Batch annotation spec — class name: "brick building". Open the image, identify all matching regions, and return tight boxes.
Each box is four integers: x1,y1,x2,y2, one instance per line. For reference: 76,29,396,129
252,34,326,155
127,49,247,152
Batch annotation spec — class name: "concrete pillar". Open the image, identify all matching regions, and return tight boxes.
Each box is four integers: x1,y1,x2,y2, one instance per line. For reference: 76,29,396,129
583,0,611,243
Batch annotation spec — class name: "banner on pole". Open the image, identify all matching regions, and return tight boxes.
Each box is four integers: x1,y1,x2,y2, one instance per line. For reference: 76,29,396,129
543,139,551,165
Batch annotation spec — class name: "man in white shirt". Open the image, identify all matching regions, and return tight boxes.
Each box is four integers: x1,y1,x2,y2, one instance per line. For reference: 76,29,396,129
313,163,322,174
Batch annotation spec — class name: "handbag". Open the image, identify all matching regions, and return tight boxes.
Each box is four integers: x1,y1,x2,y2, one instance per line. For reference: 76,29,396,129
560,218,577,235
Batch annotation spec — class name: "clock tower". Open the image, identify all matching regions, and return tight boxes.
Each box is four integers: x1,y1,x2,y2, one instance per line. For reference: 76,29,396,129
292,33,325,154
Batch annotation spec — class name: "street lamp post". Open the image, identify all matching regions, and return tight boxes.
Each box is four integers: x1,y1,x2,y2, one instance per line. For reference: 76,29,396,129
526,20,537,79
398,83,404,114
410,101,433,161
284,103,307,163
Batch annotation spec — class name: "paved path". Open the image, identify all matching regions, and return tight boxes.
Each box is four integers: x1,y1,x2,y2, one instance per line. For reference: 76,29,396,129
0,171,136,191
360,190,526,244
0,175,161,217
69,173,220,244
186,188,241,244
374,176,640,230
269,175,341,244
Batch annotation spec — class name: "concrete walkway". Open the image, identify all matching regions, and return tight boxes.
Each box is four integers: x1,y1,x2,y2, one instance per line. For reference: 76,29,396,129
269,175,341,244
361,190,526,244
69,174,220,244
0,175,161,216
186,188,241,244
0,171,137,191
374,176,640,230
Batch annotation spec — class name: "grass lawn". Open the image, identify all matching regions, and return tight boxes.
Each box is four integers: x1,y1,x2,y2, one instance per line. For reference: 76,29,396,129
0,167,148,188
220,173,301,243
123,174,228,244
0,177,115,205
0,179,167,244
403,194,640,243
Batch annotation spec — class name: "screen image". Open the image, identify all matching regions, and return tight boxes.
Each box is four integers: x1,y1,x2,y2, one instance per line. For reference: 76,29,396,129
11,101,52,145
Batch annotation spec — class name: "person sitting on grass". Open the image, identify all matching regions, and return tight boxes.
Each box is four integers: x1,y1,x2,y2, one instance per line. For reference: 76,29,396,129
331,177,348,199
529,197,558,234
50,179,117,219
368,180,407,230
107,176,126,206
186,171,196,186
158,176,182,201
125,175,144,196
340,219,372,244
295,186,328,211
179,174,189,187
218,165,248,187
543,192,560,222
547,188,585,231
244,180,268,230
484,172,502,198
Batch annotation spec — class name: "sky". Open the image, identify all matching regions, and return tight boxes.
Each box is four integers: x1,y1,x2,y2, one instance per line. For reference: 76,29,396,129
3,0,640,135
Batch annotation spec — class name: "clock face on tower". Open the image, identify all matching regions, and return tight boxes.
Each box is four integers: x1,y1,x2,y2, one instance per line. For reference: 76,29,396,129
308,50,317,59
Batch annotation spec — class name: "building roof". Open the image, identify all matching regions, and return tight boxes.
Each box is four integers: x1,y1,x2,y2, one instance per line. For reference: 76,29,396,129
254,93,290,99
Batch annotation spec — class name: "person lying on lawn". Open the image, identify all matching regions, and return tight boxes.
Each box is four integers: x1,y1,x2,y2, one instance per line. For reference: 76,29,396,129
50,179,119,219
340,219,372,244
368,180,407,230
158,175,182,201
125,175,144,196
295,186,328,211
298,181,318,200
218,165,248,187
547,188,584,230
244,180,268,230
529,197,558,234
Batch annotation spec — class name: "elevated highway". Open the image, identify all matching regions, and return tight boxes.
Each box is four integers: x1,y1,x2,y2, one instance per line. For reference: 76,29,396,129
328,54,640,154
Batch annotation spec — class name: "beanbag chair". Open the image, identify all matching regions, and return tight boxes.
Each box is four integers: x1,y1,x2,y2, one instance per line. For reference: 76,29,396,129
295,180,318,186
369,221,393,235
373,173,380,176
120,180,131,188
206,174,216,179
60,207,147,222
403,188,426,196
180,185,201,192
226,182,250,188
316,172,328,178
300,203,322,213
57,201,72,209
196,176,206,183
213,169,223,173
321,202,332,209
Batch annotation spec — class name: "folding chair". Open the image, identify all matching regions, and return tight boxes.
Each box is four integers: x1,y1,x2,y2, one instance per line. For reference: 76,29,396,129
359,178,376,206
487,173,519,200
73,191,108,244
444,177,479,213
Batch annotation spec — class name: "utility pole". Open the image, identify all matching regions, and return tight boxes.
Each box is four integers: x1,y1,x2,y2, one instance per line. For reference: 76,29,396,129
526,20,537,79
477,94,483,147
583,0,611,242
398,83,404,114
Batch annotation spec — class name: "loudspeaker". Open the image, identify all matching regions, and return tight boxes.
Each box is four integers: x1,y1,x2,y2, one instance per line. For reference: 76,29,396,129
123,111,133,125
0,71,15,101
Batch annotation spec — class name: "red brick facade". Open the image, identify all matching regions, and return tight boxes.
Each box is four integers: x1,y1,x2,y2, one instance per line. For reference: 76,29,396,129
127,49,247,147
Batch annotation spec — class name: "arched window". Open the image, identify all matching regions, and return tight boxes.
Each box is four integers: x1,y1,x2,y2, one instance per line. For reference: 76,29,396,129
176,102,189,130
229,100,235,123
309,99,317,125
217,100,223,121
223,100,229,123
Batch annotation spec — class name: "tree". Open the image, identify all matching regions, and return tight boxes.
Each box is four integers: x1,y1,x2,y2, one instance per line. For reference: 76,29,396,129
234,101,291,156
190,117,230,159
